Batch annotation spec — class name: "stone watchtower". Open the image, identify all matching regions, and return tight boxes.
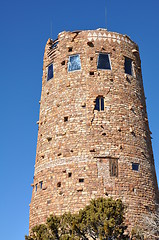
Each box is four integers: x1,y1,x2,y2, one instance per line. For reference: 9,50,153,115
29,29,158,233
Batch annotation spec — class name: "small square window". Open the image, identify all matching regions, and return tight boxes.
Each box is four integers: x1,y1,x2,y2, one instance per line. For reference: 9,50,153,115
64,116,68,122
68,47,73,52
132,163,139,171
90,71,94,75
125,57,132,75
68,55,81,72
47,64,53,81
79,178,84,183
97,53,111,70
94,96,104,111
68,172,72,178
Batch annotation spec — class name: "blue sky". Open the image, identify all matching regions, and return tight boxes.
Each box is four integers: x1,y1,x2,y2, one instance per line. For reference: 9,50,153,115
0,0,158,239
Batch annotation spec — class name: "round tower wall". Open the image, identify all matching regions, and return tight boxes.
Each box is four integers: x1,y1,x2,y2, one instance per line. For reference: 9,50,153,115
29,29,158,233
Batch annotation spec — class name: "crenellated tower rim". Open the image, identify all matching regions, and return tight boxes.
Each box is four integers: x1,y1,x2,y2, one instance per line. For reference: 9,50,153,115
29,29,159,236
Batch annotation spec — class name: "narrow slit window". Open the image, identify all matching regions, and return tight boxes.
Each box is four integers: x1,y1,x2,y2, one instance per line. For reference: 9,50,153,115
35,184,38,192
97,53,111,70
94,96,104,111
68,55,81,72
47,64,53,81
132,163,139,171
39,181,43,189
109,159,118,177
125,57,132,75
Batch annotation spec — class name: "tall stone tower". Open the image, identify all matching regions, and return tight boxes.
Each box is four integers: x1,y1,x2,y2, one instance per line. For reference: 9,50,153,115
29,29,158,233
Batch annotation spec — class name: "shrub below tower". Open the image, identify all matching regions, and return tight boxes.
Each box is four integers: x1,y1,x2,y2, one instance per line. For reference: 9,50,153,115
26,197,130,240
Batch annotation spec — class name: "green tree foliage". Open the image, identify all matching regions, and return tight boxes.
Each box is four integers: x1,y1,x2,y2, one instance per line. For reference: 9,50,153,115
25,197,129,240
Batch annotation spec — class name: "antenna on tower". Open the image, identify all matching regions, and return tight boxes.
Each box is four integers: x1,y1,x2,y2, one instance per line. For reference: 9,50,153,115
105,0,107,30
50,21,53,40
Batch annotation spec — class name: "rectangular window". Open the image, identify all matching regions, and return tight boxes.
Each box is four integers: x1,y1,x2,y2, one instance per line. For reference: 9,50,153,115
35,184,37,192
132,163,139,171
79,178,84,183
94,97,104,111
68,55,81,72
68,172,72,178
109,159,118,177
97,53,111,70
124,57,132,75
39,181,43,189
47,64,53,81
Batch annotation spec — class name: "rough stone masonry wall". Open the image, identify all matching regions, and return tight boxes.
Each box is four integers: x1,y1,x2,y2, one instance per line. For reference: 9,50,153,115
29,29,159,234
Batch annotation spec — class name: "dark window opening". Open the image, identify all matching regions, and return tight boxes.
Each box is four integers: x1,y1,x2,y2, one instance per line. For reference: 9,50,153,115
87,42,94,47
94,96,104,111
68,55,81,72
57,182,61,187
64,116,68,122
77,188,83,192
109,159,118,177
125,57,132,75
61,60,65,65
47,137,52,142
47,64,53,81
90,71,94,75
68,172,72,178
35,184,38,192
90,149,95,152
39,181,43,189
68,47,73,52
79,178,84,183
90,57,93,61
97,53,111,70
102,132,106,136
132,163,139,171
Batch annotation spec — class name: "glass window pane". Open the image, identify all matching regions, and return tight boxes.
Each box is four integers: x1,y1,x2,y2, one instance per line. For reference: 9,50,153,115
68,55,81,72
95,98,100,111
132,163,139,171
97,53,111,70
47,64,53,81
101,97,104,110
40,182,43,189
125,57,132,75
